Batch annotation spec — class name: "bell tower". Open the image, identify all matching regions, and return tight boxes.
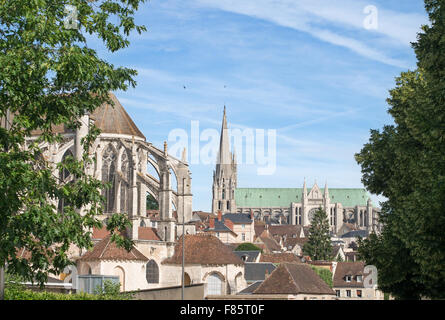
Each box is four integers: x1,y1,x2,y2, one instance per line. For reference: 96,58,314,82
212,106,237,214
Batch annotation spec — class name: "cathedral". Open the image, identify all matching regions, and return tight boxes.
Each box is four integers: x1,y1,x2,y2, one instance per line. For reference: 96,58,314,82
211,108,380,236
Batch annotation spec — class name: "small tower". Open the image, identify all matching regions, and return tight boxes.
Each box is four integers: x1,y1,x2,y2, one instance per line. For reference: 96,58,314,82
211,106,237,214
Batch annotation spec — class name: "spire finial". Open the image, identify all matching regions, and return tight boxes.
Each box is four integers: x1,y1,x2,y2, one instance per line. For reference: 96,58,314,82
164,141,168,156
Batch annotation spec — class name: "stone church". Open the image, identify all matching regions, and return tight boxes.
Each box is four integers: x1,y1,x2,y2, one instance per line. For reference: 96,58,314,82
211,108,380,236
21,93,247,294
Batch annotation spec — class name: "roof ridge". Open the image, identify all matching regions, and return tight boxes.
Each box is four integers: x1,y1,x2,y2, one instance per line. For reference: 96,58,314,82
99,236,112,259
283,263,301,293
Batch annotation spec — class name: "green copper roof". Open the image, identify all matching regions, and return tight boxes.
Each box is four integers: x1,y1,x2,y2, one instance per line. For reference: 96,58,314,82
234,188,370,208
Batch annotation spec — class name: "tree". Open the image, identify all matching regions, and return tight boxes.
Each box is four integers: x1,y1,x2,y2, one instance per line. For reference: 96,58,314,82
0,0,147,293
303,208,331,261
234,243,262,252
355,0,445,299
146,193,159,210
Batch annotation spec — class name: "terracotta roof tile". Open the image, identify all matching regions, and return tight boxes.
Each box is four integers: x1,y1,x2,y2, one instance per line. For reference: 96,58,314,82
79,235,148,261
138,227,161,241
260,252,302,264
254,263,335,295
333,261,366,288
92,226,111,240
163,234,244,266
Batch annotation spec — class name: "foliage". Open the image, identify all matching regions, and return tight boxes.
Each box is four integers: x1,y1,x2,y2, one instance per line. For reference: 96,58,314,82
311,266,333,288
4,274,131,300
0,0,146,288
146,193,159,210
303,208,331,261
234,243,262,252
355,0,445,299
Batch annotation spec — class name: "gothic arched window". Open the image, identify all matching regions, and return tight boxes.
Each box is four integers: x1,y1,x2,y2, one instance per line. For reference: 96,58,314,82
146,260,159,284
58,149,74,213
102,145,117,213
206,273,223,295
120,150,132,213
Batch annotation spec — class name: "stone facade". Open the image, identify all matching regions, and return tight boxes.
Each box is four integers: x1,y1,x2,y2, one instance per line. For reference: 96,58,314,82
211,108,381,236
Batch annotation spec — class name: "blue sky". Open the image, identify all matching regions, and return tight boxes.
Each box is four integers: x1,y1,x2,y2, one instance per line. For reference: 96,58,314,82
93,0,428,211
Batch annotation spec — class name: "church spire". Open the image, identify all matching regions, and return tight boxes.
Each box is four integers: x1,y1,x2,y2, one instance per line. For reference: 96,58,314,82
217,105,231,166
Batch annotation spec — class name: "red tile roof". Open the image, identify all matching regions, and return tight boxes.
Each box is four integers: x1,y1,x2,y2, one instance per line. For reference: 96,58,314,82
92,226,111,240
254,263,335,295
333,262,366,288
138,227,161,241
79,235,148,261
163,234,244,266
260,253,302,264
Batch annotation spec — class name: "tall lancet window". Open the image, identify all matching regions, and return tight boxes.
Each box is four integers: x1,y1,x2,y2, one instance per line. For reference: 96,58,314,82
120,150,132,213
102,145,117,213
58,149,74,213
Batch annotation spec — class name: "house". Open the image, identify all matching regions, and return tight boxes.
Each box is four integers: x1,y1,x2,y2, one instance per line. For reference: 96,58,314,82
331,245,346,261
251,263,336,300
201,211,254,244
161,234,247,297
333,261,384,300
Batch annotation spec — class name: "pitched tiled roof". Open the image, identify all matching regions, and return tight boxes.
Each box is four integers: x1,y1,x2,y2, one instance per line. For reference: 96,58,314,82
79,235,148,261
341,230,369,238
30,92,145,139
283,237,307,250
333,262,366,288
258,236,282,253
254,263,335,295
138,227,161,241
238,281,263,295
269,225,304,238
92,226,111,240
260,253,302,264
163,234,244,266
244,263,276,282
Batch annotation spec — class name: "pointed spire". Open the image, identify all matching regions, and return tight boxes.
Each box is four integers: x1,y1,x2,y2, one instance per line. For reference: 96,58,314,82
303,178,307,198
164,141,168,156
181,147,187,163
324,180,329,195
217,106,231,166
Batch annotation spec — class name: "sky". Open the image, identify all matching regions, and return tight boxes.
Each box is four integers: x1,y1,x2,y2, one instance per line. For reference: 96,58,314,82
91,0,428,211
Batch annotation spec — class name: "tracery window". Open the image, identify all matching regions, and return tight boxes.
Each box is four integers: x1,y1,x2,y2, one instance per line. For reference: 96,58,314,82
146,260,159,284
102,145,117,213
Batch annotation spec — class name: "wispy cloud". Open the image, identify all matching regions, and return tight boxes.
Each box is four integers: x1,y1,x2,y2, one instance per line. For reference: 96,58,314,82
193,0,426,68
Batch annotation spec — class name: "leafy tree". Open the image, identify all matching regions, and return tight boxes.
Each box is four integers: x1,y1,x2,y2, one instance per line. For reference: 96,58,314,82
303,208,331,261
355,0,445,299
234,243,262,252
0,0,147,293
146,193,159,210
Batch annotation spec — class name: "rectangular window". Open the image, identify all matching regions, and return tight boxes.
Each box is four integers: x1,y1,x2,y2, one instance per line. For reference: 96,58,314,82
336,290,341,297
242,224,245,228
345,275,352,282
346,290,351,297
242,233,245,241
357,290,362,298
357,275,363,282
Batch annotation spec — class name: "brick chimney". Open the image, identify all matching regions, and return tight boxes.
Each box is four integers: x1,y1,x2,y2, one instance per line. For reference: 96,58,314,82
250,209,254,221
224,218,234,231
218,210,222,222
209,217,215,229
265,268,270,279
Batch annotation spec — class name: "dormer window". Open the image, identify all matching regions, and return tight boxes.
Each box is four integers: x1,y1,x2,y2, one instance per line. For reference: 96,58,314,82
345,275,352,282
357,275,363,282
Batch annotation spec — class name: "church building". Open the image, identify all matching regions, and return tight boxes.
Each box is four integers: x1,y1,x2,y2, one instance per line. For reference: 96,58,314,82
211,108,380,236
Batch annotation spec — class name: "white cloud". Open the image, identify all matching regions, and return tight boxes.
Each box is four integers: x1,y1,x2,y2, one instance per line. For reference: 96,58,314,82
193,0,426,68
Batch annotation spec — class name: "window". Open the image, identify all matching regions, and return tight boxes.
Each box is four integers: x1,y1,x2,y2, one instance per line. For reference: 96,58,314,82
357,275,363,282
146,260,159,284
242,224,245,229
336,290,341,297
357,290,362,298
207,273,222,295
242,233,245,241
345,275,352,282
227,201,230,210
346,290,351,297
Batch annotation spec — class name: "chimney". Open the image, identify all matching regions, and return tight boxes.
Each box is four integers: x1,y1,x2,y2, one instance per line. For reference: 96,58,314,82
265,269,270,279
224,218,234,231
250,209,254,220
218,210,222,222
209,217,215,229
